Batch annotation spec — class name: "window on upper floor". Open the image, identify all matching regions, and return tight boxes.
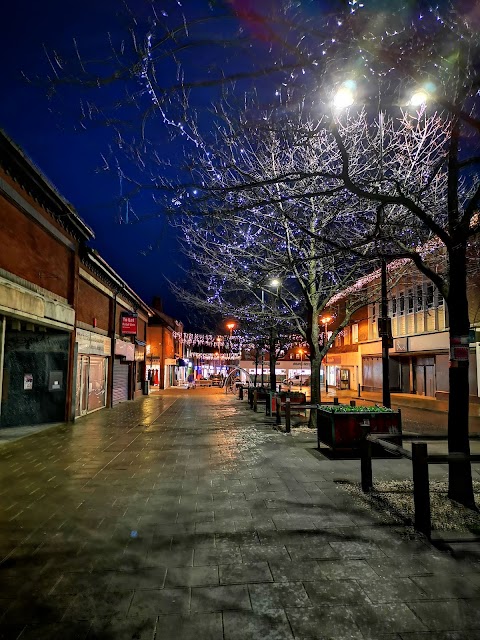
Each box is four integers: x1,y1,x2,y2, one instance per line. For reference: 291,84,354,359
416,284,424,311
426,283,434,309
407,289,414,314
399,291,405,315
437,290,444,306
343,326,351,345
391,296,397,317
352,323,359,343
335,332,342,347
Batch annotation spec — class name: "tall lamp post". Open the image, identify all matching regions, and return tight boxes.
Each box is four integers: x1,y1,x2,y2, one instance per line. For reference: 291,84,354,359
333,84,428,408
260,278,281,389
321,316,332,394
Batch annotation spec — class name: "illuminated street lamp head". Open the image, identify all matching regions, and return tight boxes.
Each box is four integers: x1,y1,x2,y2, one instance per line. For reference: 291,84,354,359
321,316,333,325
226,322,235,332
270,278,281,288
409,90,429,107
333,87,354,109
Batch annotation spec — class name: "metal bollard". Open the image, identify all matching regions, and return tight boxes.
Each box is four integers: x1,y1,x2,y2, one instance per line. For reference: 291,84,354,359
360,438,373,492
276,395,281,425
239,386,244,400
334,397,339,405
285,398,291,433
350,400,356,407
412,443,431,539
253,390,258,412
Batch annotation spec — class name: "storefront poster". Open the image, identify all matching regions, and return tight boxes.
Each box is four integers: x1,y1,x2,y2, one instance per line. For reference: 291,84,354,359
23,374,33,390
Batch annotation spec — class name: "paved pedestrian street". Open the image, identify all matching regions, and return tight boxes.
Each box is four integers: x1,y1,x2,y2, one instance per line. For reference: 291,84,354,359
1,389,480,639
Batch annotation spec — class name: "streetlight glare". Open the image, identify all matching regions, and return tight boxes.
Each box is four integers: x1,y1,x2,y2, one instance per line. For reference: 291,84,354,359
321,316,333,324
333,87,354,109
409,90,429,106
270,278,281,287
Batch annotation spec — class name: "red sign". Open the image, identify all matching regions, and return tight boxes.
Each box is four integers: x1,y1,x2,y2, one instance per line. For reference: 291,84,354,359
120,313,138,336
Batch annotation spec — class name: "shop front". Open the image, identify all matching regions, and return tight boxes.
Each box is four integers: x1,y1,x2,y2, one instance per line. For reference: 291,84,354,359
112,339,134,405
75,328,111,417
1,316,70,428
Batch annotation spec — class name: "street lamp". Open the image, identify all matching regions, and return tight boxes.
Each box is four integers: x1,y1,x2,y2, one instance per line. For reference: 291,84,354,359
321,316,332,394
226,321,236,337
332,85,429,407
260,278,281,388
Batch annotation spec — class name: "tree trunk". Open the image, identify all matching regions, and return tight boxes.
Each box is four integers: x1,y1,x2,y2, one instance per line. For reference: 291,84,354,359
446,243,475,508
308,310,322,428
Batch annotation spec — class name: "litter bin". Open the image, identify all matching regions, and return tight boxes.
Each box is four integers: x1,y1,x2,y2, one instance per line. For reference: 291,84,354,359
142,380,150,395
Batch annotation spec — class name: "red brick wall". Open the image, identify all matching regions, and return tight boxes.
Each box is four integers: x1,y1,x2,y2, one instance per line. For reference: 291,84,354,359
164,328,175,358
0,181,75,300
77,276,110,331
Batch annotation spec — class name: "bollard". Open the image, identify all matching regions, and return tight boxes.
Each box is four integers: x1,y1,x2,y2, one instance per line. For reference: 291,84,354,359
360,438,373,492
334,397,339,405
412,442,431,539
285,398,291,433
350,400,356,407
276,395,281,425
266,392,271,416
239,386,244,400
358,383,361,398
253,389,258,412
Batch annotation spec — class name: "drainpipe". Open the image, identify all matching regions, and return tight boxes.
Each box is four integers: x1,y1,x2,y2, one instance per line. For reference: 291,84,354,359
109,289,118,408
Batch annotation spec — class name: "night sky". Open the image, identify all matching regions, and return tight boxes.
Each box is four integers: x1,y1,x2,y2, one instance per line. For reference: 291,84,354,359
0,0,204,322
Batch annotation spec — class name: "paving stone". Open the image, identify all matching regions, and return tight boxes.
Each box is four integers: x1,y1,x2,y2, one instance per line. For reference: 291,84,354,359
165,566,219,587
194,546,242,566
240,544,290,563
408,598,480,630
191,584,251,612
223,609,294,640
219,562,273,584
88,616,156,639
128,587,190,617
351,601,428,634
304,579,372,605
154,613,223,640
356,576,429,603
248,582,311,613
286,604,364,639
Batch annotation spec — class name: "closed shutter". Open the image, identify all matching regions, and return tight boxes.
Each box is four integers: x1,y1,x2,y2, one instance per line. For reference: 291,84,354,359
112,358,129,405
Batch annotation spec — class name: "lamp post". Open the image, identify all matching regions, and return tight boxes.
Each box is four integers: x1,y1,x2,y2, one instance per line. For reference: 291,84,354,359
260,278,281,389
321,316,332,394
333,85,428,408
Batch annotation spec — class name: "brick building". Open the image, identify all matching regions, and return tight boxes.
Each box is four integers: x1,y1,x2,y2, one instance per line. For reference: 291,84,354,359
146,298,184,389
0,129,179,428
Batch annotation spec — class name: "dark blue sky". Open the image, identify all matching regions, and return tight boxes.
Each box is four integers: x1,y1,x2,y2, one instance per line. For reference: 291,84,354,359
1,0,192,319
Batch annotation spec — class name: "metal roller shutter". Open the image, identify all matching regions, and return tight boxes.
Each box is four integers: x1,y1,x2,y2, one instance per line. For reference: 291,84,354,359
112,358,129,405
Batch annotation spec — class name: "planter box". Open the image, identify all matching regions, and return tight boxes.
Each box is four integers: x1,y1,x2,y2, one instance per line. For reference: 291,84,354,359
317,406,402,450
275,392,307,414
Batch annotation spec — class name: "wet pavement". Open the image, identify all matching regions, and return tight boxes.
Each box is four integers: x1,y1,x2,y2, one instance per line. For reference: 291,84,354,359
1,388,480,639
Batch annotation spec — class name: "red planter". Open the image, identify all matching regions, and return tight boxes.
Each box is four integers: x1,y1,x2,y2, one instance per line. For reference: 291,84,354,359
317,407,402,450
